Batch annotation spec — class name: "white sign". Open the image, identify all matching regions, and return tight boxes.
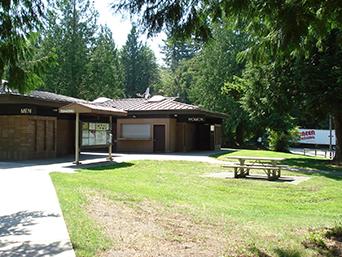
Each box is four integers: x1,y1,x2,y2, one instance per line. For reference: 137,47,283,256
20,108,32,114
59,109,75,113
122,124,151,139
298,129,336,145
188,117,205,122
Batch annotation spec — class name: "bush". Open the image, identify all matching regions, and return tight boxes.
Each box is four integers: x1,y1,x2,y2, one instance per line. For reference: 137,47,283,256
268,128,299,152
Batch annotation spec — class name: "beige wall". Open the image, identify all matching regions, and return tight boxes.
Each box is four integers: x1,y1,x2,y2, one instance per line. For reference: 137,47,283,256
176,123,185,152
169,118,177,151
185,123,197,151
116,118,177,153
117,118,222,153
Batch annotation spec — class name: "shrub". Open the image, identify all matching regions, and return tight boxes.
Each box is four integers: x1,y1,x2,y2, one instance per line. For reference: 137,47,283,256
268,128,299,152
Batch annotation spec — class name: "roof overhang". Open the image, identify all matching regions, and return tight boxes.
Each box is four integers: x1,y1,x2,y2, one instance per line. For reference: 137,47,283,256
0,94,70,107
124,109,228,119
59,103,127,116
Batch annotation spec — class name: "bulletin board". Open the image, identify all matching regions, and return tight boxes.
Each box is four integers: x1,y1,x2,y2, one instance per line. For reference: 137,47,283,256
81,122,110,146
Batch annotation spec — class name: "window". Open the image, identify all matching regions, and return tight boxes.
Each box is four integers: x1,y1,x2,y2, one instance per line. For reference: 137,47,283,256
122,124,151,139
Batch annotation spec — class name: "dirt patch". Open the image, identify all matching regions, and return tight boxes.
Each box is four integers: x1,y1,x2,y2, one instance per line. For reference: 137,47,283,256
302,227,342,257
86,193,239,257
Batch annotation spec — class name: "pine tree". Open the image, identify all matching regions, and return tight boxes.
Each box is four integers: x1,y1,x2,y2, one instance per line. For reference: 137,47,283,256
85,26,124,100
121,26,159,97
41,0,98,98
161,33,201,71
0,0,46,92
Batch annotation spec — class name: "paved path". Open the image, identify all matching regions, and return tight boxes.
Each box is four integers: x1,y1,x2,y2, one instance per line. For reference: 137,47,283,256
290,147,335,159
0,169,75,257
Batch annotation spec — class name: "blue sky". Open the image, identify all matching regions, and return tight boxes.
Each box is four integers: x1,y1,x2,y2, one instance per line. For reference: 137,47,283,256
94,0,166,64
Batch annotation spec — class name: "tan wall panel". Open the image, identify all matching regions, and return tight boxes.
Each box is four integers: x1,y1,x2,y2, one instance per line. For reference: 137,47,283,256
117,140,153,153
184,123,196,151
169,118,177,152
176,122,185,152
116,118,176,153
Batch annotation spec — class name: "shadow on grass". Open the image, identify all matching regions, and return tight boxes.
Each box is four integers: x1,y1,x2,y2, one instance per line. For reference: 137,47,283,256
251,247,302,257
281,158,342,180
274,248,302,257
209,149,237,158
81,162,134,172
301,225,342,257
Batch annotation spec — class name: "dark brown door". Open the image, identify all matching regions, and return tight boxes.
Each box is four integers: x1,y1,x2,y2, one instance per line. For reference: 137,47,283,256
153,125,166,152
196,124,211,150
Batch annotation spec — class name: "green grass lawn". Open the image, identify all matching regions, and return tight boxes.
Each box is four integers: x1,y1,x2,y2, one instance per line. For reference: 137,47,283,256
214,149,342,173
51,151,342,257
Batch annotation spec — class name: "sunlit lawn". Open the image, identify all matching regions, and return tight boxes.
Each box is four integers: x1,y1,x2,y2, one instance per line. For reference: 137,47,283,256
214,148,342,173
51,150,342,257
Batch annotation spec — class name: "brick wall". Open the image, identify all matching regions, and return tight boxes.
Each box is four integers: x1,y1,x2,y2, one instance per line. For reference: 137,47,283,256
0,115,57,160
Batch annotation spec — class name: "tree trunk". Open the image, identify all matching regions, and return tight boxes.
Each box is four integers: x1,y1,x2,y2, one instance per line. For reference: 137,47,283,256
235,122,245,146
333,112,342,164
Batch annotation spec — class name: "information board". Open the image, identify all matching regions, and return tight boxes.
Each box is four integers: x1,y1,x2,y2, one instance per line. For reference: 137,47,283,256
82,122,110,146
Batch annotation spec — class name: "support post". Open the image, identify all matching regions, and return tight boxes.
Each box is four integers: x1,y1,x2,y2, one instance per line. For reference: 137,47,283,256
329,114,333,159
107,115,113,161
74,112,80,165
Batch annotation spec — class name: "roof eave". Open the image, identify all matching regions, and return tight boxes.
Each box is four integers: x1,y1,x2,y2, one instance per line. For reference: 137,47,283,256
125,109,227,119
0,94,71,107
59,103,127,116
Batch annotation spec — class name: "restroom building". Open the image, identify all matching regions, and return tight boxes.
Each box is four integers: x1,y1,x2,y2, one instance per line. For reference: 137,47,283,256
98,96,224,153
0,85,225,160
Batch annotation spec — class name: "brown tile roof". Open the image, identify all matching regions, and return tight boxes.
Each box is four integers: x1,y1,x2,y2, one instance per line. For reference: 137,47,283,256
99,97,227,118
0,81,226,118
0,83,85,104
101,97,198,111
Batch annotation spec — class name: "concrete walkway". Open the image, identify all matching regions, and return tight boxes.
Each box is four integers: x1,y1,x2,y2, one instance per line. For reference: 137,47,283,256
0,169,75,256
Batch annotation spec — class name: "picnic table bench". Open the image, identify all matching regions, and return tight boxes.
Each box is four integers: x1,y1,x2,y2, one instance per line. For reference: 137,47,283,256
222,156,285,180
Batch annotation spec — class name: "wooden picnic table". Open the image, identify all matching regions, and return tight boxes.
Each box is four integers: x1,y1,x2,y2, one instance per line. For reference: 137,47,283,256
223,156,285,180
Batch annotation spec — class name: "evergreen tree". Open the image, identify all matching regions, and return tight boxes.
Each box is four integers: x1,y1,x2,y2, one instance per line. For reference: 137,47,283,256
121,26,159,97
155,34,200,101
41,0,98,98
85,26,124,100
0,0,47,92
187,26,251,145
114,0,342,162
161,33,201,71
